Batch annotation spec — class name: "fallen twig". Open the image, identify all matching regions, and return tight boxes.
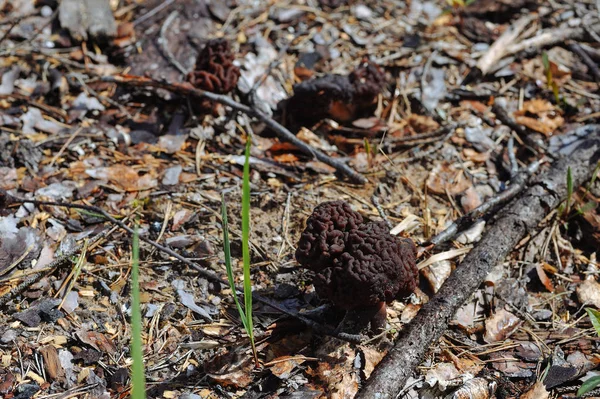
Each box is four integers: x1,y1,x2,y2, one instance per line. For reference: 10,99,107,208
428,157,545,246
390,126,455,163
567,41,600,85
355,125,600,399
474,14,534,78
101,74,368,184
157,11,188,75
492,100,548,154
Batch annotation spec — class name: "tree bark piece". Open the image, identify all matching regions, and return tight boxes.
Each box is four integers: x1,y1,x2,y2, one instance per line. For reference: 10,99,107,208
355,125,600,399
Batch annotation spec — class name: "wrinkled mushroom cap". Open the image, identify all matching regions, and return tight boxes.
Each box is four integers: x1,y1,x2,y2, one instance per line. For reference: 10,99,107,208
296,201,418,310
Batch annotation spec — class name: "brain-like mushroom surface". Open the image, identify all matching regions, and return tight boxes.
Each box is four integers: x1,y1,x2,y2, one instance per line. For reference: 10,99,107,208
295,201,418,311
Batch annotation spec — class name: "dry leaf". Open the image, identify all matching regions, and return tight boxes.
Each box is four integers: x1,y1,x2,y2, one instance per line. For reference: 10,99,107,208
39,345,64,381
427,162,472,195
205,351,254,388
268,356,306,379
449,377,495,399
577,277,600,308
535,263,555,292
514,99,564,136
75,330,117,353
484,309,522,343
359,345,387,379
406,114,440,133
519,381,549,399
273,153,299,163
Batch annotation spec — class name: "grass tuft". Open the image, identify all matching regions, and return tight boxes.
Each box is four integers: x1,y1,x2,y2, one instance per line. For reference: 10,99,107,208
222,137,258,366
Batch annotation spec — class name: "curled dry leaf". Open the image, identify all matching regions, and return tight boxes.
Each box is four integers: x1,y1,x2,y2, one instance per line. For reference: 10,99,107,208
205,351,254,388
461,187,482,213
427,162,472,196
513,99,564,136
311,343,359,399
576,277,600,308
446,377,495,399
483,309,522,343
359,345,388,379
422,260,453,293
268,356,307,379
535,263,555,292
519,381,549,399
85,164,157,192
75,330,117,353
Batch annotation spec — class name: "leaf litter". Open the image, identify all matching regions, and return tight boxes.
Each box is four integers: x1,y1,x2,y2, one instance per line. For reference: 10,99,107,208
0,0,600,398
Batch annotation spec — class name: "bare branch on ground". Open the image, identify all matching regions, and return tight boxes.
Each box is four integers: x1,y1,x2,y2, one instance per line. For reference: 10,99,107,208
101,75,368,184
355,125,600,399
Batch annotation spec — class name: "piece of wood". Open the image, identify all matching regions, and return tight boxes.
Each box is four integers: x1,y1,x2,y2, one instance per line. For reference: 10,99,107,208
355,125,600,399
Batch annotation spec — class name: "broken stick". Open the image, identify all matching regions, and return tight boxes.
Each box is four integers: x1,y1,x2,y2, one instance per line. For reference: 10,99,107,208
355,125,600,399
101,75,368,184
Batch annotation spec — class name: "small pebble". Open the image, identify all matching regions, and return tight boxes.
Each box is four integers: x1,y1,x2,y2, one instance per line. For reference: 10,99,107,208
40,6,53,17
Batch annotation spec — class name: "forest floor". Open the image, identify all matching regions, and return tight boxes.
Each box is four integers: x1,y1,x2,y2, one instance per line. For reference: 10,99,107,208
1,0,600,398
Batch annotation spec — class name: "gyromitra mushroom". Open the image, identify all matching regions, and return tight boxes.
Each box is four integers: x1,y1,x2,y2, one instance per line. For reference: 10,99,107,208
296,201,418,334
187,39,240,112
285,59,385,126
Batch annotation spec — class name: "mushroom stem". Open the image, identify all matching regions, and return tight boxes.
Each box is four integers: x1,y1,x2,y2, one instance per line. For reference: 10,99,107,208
370,302,387,334
336,302,387,335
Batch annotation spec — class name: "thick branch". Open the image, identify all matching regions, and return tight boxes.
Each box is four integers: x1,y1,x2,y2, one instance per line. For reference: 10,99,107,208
101,75,367,184
355,125,600,399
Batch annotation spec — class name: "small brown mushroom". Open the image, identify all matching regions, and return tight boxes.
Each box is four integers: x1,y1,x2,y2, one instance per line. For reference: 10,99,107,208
296,201,418,334
187,39,240,113
285,58,385,126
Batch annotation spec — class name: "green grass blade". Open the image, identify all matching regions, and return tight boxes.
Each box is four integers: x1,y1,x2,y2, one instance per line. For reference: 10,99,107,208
130,227,146,399
242,138,256,356
221,193,249,332
586,307,600,336
577,375,600,396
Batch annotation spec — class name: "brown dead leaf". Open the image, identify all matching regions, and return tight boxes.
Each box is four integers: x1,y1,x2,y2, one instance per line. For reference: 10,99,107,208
514,99,564,136
171,209,194,231
359,345,388,379
461,187,482,213
0,370,15,394
484,309,522,343
75,330,117,353
39,345,64,381
452,377,495,399
406,114,440,133
273,153,299,163
205,351,254,388
519,381,549,399
314,342,359,399
86,164,157,192
577,277,600,308
267,356,307,379
535,263,555,292
427,162,472,195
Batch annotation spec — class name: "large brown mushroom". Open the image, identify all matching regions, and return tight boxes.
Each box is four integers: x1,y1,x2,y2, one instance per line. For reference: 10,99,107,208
296,201,418,334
